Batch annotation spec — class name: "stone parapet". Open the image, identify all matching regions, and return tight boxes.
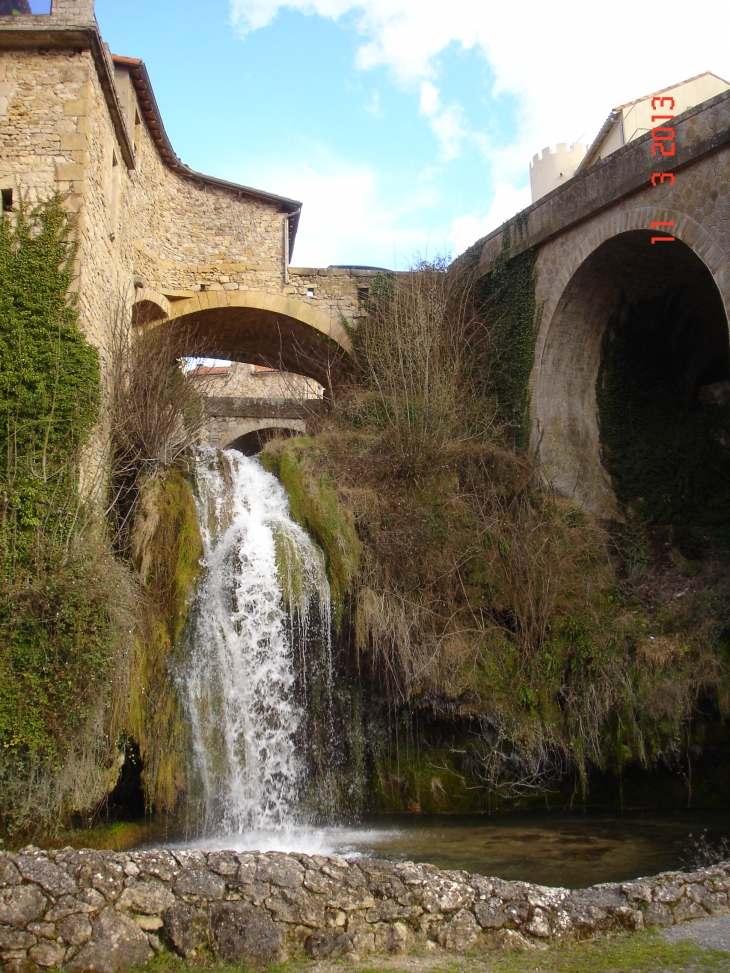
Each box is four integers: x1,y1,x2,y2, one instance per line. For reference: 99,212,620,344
0,847,728,970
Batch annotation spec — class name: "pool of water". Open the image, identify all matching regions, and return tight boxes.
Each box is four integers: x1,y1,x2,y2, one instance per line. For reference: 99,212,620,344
173,809,730,889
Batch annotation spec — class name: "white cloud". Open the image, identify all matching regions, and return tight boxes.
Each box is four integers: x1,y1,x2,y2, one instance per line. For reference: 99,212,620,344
239,156,425,267
230,0,730,167
418,81,465,159
364,90,384,117
449,182,532,257
229,0,730,257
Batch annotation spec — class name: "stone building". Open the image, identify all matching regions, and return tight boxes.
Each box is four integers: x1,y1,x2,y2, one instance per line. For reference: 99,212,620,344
0,0,372,396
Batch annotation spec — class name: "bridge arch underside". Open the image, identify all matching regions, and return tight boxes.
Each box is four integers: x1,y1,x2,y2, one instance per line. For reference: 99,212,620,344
535,230,730,539
168,304,351,389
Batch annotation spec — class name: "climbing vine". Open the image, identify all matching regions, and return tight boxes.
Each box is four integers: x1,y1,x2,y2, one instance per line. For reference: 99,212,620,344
0,196,132,835
468,220,542,451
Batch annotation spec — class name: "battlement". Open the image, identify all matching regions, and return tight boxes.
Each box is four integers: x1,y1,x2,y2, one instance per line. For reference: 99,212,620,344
529,141,586,203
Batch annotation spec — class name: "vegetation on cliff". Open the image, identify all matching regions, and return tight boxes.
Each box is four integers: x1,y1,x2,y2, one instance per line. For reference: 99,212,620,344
0,197,206,837
264,257,730,810
0,197,136,834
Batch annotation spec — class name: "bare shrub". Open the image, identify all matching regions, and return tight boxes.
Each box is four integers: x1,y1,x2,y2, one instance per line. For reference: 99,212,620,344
349,259,489,475
106,296,214,544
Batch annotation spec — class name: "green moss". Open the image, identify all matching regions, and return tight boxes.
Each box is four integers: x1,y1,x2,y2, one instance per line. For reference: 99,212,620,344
128,467,203,811
262,439,361,625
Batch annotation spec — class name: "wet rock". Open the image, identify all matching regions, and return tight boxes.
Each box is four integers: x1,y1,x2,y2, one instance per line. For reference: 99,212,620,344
0,928,37,950
26,924,54,939
129,853,178,884
0,886,47,927
303,870,332,895
644,902,674,926
171,851,207,871
255,857,304,890
58,914,93,946
68,910,153,973
16,858,76,898
208,901,286,965
116,880,176,915
206,853,239,878
29,941,67,968
173,869,225,901
0,858,22,888
304,931,352,959
163,903,207,958
435,909,480,950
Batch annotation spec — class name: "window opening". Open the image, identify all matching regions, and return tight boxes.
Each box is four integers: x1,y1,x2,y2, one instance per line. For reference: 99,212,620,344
1,189,13,212
307,287,315,297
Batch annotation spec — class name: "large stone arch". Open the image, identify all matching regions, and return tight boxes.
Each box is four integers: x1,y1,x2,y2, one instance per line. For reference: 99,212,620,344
166,291,353,389
531,212,730,516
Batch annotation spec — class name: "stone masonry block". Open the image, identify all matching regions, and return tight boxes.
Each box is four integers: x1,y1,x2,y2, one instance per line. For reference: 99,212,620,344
55,163,84,181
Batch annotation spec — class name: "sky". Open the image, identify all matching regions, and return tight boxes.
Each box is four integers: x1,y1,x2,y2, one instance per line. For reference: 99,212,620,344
95,0,730,270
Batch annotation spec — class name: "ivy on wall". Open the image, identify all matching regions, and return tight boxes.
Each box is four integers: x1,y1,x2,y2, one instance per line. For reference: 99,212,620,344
0,197,130,835
468,220,542,451
0,195,100,560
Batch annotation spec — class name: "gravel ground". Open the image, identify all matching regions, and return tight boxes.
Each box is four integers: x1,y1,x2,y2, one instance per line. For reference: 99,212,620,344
661,915,730,952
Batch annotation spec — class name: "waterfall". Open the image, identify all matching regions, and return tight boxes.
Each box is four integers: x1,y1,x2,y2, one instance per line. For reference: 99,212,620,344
183,447,332,839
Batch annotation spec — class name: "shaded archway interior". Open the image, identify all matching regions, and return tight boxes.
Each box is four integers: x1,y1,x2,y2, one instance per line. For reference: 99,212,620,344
535,230,730,521
225,426,299,457
166,306,350,390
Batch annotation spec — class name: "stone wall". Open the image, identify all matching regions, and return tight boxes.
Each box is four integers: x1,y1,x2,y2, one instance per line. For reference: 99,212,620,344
1,847,729,971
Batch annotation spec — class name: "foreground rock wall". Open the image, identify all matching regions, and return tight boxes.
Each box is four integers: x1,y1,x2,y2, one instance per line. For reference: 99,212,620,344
1,847,729,972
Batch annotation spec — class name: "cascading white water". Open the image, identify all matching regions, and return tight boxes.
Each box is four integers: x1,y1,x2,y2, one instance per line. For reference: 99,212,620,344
183,447,332,840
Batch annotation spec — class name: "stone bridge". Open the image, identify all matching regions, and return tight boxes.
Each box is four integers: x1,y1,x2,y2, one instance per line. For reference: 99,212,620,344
472,86,730,516
0,1,381,453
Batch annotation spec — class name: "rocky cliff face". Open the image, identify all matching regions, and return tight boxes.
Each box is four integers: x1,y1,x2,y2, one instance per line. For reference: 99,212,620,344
1,846,729,970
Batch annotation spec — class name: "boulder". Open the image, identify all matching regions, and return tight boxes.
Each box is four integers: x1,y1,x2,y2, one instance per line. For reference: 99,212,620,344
162,903,207,958
435,909,480,951
29,941,66,968
304,931,352,959
172,869,225,901
116,880,176,915
208,901,286,965
67,910,153,973
58,914,93,947
0,886,47,927
16,858,76,898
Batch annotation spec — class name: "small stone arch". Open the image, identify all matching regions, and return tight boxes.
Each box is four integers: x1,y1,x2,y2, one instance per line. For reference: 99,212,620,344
531,217,730,516
204,417,307,453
